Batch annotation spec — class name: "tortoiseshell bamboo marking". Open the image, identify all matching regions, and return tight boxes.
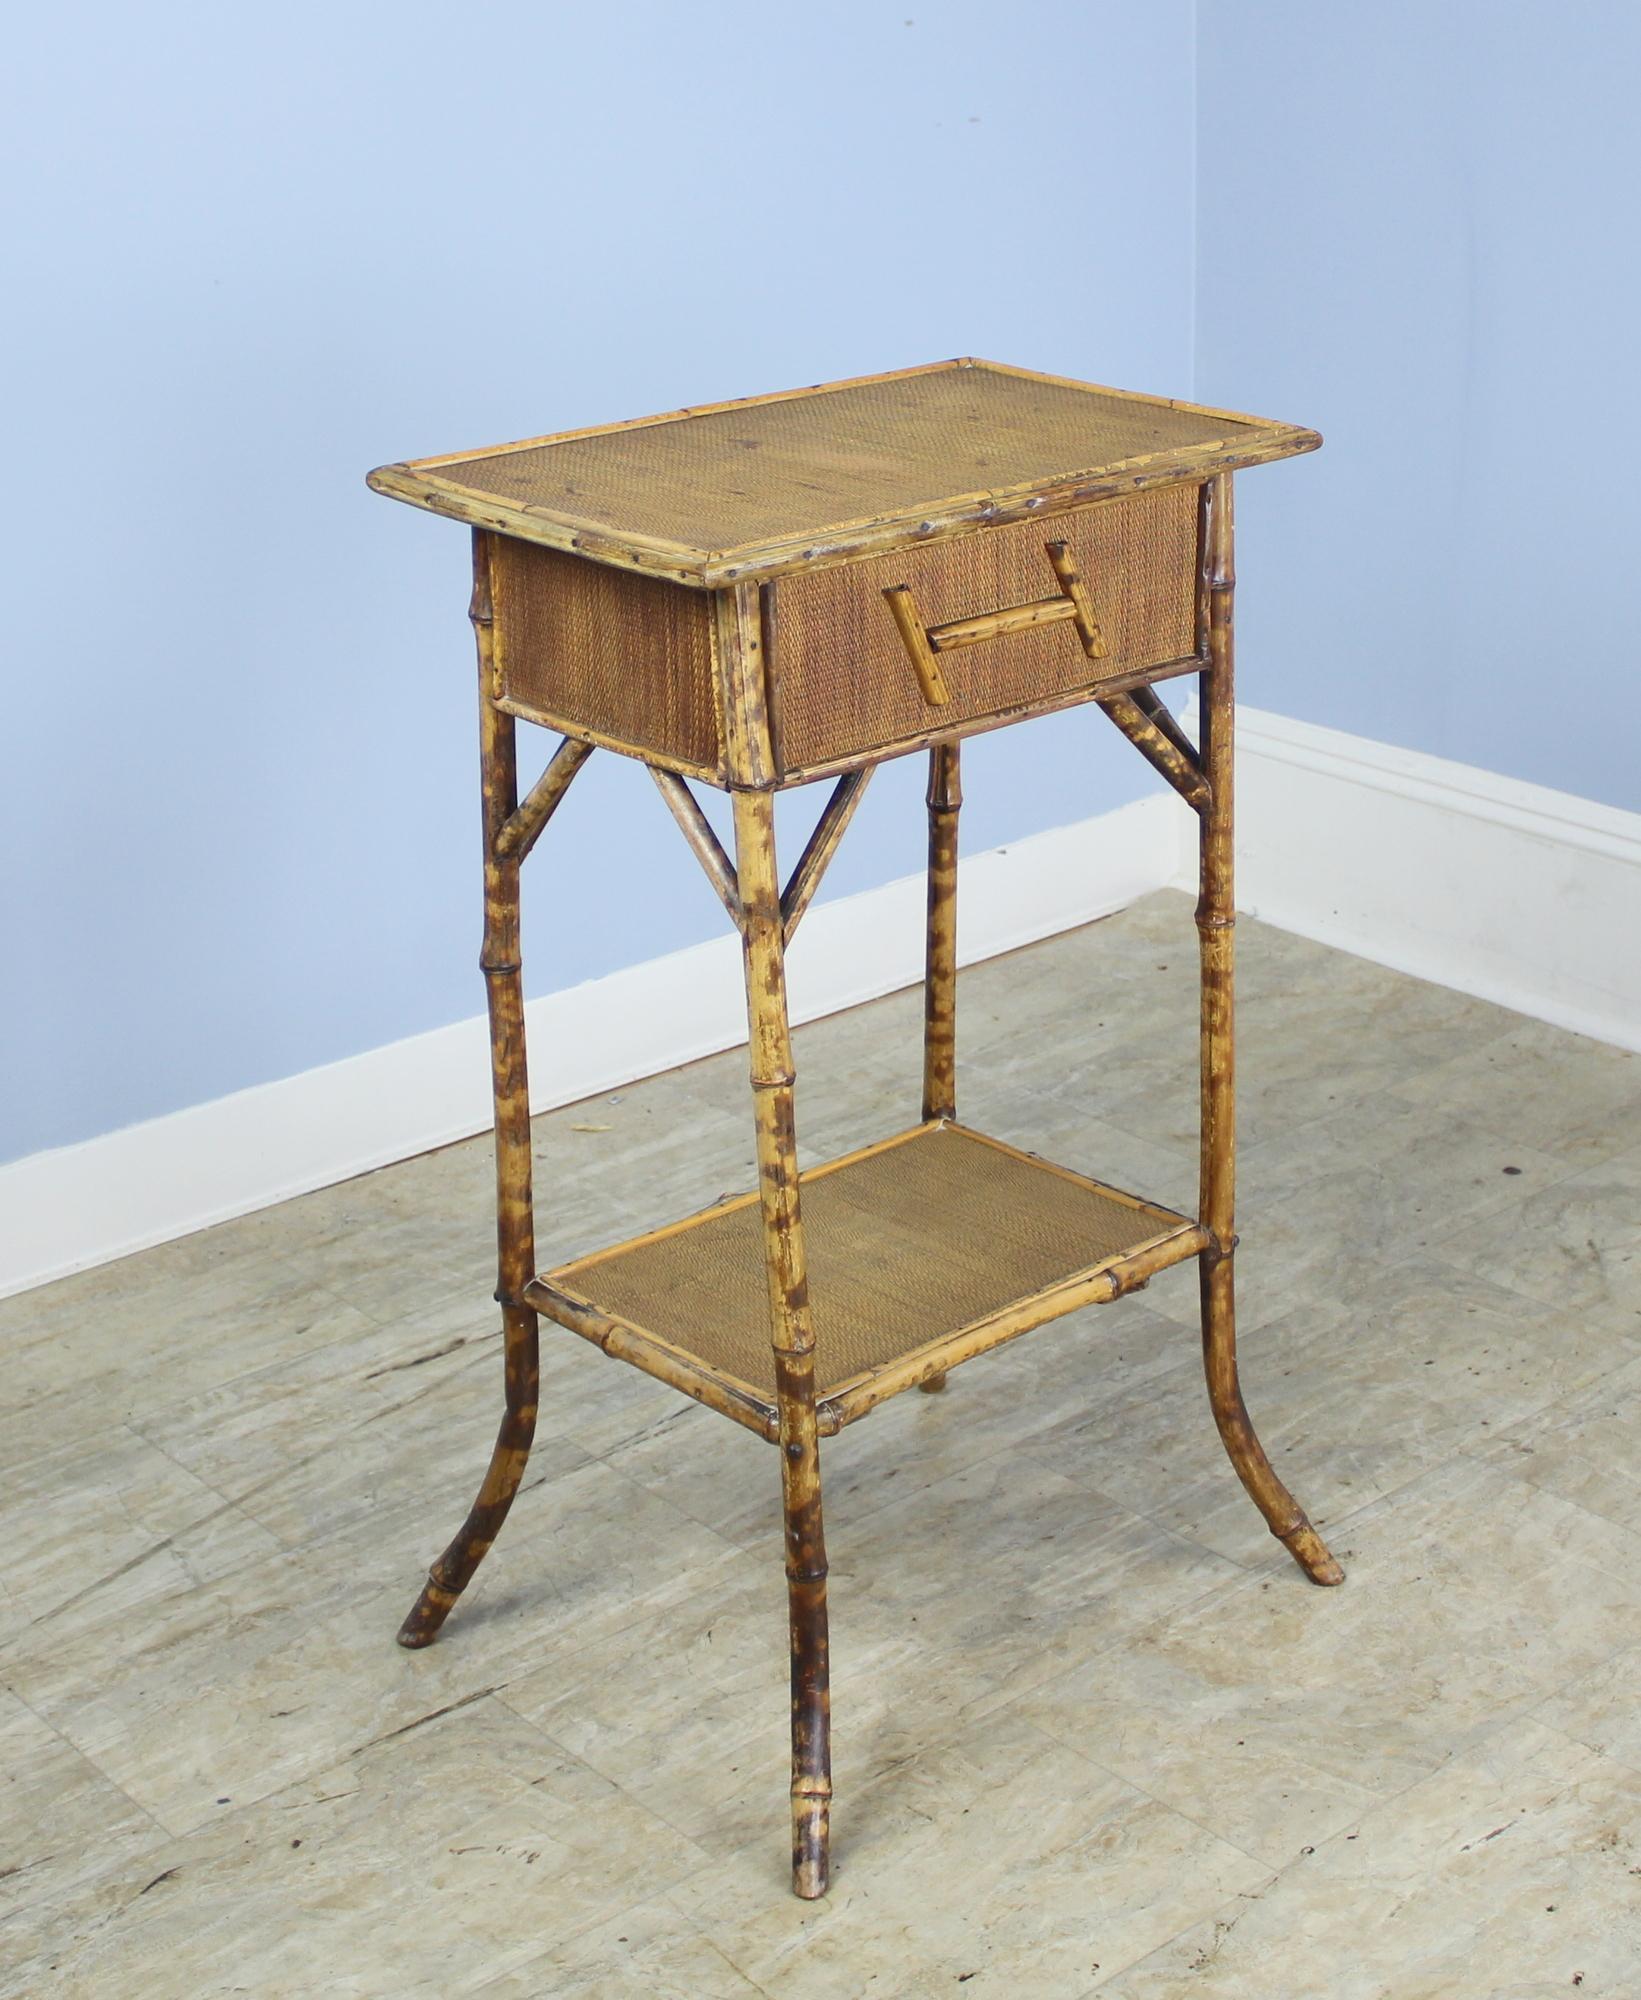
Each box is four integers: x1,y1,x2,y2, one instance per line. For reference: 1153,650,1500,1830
917,740,963,1394
718,584,833,1899
399,531,543,1648
1196,476,1342,1589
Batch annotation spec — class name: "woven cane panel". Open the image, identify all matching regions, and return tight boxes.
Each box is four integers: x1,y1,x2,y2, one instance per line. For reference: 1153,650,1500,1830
769,484,1199,771
490,536,720,770
553,1125,1180,1401
423,366,1255,558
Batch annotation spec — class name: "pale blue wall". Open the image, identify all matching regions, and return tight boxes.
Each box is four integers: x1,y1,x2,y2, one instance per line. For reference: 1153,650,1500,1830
1,1,1198,1165
1196,3,1641,810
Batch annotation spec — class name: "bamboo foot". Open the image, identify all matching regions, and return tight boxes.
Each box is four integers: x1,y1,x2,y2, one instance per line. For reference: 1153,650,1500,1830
1279,1519,1345,1587
397,1573,461,1649
1201,1257,1345,1589
792,1794,831,1899
395,1349,536,1651
918,1371,948,1394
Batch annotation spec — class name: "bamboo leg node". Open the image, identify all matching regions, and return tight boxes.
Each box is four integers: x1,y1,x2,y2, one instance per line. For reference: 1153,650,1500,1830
1196,476,1342,1590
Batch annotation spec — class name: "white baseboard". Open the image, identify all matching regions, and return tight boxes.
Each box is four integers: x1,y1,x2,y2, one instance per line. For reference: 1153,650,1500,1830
0,791,1182,1300
1215,705,1641,1055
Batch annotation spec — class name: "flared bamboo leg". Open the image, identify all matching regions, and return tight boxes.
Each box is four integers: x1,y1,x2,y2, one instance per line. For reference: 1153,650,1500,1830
919,741,962,1393
732,786,832,1898
399,535,541,1649
1197,475,1342,1589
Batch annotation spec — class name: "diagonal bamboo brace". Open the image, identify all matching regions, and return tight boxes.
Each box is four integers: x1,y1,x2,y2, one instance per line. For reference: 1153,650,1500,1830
649,767,743,931
493,736,593,863
1097,690,1212,812
780,768,874,943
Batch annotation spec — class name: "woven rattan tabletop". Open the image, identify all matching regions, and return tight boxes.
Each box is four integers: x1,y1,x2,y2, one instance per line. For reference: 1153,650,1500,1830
367,358,1318,585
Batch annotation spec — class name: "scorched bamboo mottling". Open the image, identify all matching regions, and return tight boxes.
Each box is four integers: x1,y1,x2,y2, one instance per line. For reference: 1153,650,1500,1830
367,360,1340,1898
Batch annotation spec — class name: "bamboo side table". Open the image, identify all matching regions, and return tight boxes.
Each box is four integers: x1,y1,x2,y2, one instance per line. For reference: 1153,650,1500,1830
368,359,1343,1899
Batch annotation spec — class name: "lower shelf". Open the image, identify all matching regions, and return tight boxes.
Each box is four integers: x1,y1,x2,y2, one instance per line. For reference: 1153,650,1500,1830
529,1120,1205,1438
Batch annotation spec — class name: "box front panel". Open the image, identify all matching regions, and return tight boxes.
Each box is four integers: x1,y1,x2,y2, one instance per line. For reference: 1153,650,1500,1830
767,483,1200,775
490,536,721,775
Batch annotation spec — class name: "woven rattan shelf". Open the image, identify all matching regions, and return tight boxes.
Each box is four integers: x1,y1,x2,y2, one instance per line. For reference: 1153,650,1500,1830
368,358,1344,1902
530,1122,1203,1437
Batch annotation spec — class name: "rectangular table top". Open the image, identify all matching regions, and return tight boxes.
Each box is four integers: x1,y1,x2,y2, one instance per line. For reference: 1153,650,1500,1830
366,358,1318,586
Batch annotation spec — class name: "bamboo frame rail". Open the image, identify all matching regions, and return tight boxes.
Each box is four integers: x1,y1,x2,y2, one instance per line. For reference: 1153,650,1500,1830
780,768,874,943
817,1217,1208,1431
649,768,742,928
523,1275,777,1436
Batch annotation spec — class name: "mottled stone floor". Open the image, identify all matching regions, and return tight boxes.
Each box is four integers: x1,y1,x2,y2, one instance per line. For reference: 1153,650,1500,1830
4,891,1640,1997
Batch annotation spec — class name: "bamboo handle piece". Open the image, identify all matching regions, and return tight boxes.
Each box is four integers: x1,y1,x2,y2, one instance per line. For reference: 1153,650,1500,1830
883,584,952,705
1044,541,1108,658
884,542,1107,706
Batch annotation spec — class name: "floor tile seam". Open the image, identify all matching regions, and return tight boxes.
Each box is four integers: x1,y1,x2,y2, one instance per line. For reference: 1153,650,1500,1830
827,1445,1273,1613
942,1554,1286,1754
118,1421,288,1525
477,1692,748,1956
1007,1438,1328,1587
1517,1695,1641,1781
991,1445,1476,1672
1450,1373,1641,1460
1415,1241,1641,1341
152,1686,676,1852
465,1541,771,1695
0,1482,284,1663
11,1693,703,1962
996,1712,1295,1880
487,1884,781,2000
241,1414,607,1584
0,1677,178,1878
1224,1444,1641,1591
486,1687,762,1881
653,1882,815,1998
587,1452,754,1566
1410,1144,1631,1255
1392,1429,1641,1591
344,1272,496,1332
118,1340,507,1547
1376,1013,1568,1099
1102,1762,1441,1981
1075,1868,1279,1995
650,1713,1279,1993
810,1414,1083,1545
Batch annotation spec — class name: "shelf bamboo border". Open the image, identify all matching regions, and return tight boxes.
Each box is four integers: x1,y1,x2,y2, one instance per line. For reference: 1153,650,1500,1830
530,1119,1206,1441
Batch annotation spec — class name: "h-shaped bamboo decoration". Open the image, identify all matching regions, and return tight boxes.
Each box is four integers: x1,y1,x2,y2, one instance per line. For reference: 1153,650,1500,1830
883,540,1107,706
